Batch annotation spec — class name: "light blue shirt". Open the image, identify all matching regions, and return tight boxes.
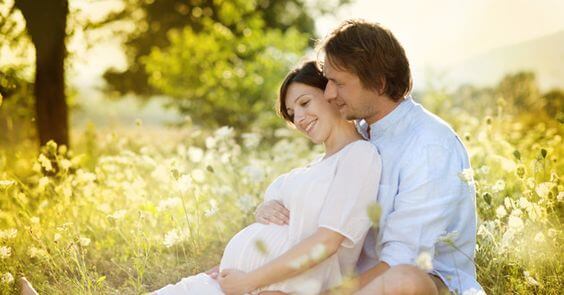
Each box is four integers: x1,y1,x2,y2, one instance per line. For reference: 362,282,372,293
356,97,482,293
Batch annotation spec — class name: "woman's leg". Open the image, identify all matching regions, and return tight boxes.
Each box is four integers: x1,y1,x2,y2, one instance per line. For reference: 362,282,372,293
258,292,288,295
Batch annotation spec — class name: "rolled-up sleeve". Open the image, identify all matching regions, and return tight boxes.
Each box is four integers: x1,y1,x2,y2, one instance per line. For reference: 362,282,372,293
318,142,382,248
379,139,469,266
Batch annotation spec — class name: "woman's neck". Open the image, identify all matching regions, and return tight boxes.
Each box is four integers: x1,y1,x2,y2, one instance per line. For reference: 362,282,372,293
323,121,363,158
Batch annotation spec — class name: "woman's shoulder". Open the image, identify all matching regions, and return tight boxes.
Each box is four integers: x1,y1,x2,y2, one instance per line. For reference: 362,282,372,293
342,139,380,158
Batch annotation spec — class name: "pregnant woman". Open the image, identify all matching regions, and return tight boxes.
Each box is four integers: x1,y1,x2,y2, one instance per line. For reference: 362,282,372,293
154,61,382,295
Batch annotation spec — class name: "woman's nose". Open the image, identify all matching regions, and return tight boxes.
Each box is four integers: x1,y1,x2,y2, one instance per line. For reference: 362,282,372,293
294,109,306,126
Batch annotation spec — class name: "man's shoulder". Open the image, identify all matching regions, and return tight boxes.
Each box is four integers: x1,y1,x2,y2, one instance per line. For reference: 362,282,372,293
407,105,459,148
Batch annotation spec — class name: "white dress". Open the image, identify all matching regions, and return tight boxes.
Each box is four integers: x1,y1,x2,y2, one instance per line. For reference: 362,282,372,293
155,140,381,294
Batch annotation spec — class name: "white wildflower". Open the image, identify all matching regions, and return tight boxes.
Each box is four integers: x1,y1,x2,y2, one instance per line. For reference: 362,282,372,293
215,126,234,139
175,175,192,194
38,154,53,171
415,251,433,271
0,246,11,259
30,216,40,224
54,233,62,242
1,272,14,284
205,137,216,149
518,197,530,209
534,232,545,243
157,197,182,212
151,165,171,183
79,237,91,247
535,182,552,198
99,203,111,213
274,128,292,138
187,147,204,163
0,229,17,240
0,180,16,189
109,210,127,220
289,254,309,269
164,229,186,248
438,230,459,244
237,194,255,212
243,164,265,183
204,199,219,217
523,271,539,286
60,159,72,171
507,215,524,232
548,228,557,238
495,206,507,218
492,180,506,193
458,169,474,184
242,133,262,149
309,244,327,261
28,247,49,259
191,169,206,183
479,165,490,175
38,177,50,190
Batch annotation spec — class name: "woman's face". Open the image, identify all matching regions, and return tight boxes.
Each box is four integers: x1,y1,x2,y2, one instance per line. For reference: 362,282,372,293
285,82,342,144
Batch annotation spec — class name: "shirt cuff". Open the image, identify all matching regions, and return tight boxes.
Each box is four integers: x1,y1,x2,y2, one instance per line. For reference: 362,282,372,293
379,242,417,267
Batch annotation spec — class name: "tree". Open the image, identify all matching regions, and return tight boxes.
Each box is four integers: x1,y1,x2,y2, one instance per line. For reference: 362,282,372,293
14,0,70,147
101,0,346,98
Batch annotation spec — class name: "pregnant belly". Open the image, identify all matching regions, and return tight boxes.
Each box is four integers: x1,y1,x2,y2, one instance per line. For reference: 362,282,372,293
220,223,291,272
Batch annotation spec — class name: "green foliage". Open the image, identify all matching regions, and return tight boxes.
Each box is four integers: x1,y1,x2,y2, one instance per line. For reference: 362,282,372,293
143,17,308,128
101,0,347,97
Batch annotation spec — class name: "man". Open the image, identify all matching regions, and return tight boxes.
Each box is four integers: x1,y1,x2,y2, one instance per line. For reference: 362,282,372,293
255,19,482,294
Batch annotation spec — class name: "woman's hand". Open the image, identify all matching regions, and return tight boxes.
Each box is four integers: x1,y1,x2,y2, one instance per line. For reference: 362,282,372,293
255,200,289,225
218,269,257,295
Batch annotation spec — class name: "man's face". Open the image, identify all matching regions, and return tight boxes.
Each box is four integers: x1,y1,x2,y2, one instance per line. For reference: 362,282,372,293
323,56,381,122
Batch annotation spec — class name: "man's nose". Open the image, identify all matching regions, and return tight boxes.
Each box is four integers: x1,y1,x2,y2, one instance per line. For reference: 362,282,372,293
324,81,337,100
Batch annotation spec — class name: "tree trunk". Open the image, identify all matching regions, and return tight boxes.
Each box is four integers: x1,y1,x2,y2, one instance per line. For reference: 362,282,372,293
15,0,69,147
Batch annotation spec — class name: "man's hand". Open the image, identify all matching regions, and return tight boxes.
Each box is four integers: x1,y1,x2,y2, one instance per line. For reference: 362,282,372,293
218,269,257,295
254,200,289,225
205,265,220,279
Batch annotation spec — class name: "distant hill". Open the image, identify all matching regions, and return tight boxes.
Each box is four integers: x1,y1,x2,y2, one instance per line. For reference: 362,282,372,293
444,30,564,90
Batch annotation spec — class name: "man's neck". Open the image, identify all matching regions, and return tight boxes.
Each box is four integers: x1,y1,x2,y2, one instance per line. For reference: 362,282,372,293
364,97,403,125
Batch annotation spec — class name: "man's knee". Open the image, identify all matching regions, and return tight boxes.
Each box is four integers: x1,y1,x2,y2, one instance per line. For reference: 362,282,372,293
382,265,438,295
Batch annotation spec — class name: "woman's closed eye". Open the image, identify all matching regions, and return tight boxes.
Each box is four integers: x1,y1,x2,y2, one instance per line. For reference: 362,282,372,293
300,99,310,107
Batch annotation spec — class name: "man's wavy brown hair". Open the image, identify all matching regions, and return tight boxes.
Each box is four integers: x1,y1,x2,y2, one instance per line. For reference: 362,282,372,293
317,19,412,101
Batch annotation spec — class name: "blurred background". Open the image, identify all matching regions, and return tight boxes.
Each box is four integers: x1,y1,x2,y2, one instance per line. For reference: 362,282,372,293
0,1,563,294
1,0,563,147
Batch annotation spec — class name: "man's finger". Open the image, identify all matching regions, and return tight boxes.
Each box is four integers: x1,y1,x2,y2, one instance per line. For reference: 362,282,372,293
266,215,286,225
273,211,289,223
272,202,290,218
257,216,270,224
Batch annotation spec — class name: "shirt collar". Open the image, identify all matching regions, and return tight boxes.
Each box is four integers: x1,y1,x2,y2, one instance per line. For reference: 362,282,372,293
356,96,415,140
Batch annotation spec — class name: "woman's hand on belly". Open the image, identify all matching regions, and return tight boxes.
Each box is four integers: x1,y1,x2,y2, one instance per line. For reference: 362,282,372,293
218,269,258,295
